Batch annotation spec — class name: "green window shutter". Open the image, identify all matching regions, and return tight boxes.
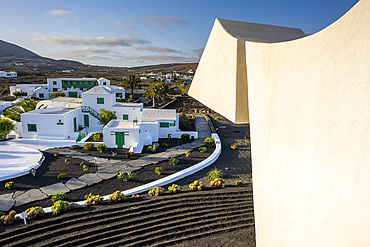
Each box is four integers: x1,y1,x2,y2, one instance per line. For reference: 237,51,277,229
160,122,170,128
27,124,37,132
97,98,104,104
170,121,175,126
103,82,106,85
53,88,58,92
39,93,44,99
53,81,57,85
123,114,129,120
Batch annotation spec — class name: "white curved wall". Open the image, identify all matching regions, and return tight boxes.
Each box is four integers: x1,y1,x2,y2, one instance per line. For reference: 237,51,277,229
246,1,369,246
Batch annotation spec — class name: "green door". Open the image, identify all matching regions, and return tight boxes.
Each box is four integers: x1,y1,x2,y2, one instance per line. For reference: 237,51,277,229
84,115,89,127
115,132,125,148
73,117,77,132
69,92,77,98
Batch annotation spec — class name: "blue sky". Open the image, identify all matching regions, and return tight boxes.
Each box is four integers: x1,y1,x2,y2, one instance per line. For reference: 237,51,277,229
0,0,359,67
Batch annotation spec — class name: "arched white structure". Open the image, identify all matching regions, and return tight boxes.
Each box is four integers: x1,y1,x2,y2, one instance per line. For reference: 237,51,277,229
189,0,369,246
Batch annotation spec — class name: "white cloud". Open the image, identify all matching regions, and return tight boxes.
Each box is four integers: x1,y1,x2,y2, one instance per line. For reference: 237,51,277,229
47,9,78,19
129,55,199,63
32,36,150,47
136,46,184,54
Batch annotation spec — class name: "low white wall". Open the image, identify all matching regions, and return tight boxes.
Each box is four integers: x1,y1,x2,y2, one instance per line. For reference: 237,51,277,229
171,131,198,139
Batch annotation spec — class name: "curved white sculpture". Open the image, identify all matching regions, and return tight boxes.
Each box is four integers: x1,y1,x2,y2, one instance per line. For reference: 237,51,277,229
189,0,369,246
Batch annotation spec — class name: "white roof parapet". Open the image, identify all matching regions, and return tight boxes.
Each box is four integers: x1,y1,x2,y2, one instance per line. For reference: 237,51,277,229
142,108,176,121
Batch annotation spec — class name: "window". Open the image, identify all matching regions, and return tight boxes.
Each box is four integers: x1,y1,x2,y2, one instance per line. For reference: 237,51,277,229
53,88,58,92
116,93,122,98
123,114,129,120
27,124,37,132
160,122,169,128
170,121,176,127
103,82,107,85
76,81,80,85
97,98,104,104
39,93,44,99
53,81,57,85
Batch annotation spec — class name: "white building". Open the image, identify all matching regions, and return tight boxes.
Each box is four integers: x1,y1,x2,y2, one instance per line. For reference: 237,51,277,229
21,107,82,140
0,71,17,77
0,101,13,113
9,77,123,100
20,84,197,152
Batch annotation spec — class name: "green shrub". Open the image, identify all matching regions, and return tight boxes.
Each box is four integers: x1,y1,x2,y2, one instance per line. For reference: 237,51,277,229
214,117,222,121
123,171,135,181
199,147,207,153
109,191,127,202
96,144,107,153
52,192,66,202
155,166,164,175
204,137,215,146
147,144,158,153
0,212,5,217
82,164,89,172
83,143,95,151
206,168,225,180
210,178,226,188
50,92,65,98
168,184,182,193
5,181,14,189
181,133,190,142
0,210,19,225
117,173,124,179
148,187,165,196
85,193,103,205
52,201,69,215
92,133,101,142
26,207,45,219
185,151,191,157
162,143,169,148
169,157,179,165
57,173,67,179
13,90,27,97
189,180,206,191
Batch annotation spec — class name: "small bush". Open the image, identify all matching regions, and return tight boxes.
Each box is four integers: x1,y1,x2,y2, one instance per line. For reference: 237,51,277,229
214,117,222,121
5,181,14,189
181,133,190,142
92,133,101,142
96,144,107,153
148,187,165,196
52,201,69,215
155,166,164,175
85,193,103,205
54,153,58,157
0,212,5,217
0,210,19,225
109,191,127,202
52,192,65,202
123,171,135,181
132,194,139,198
235,180,243,185
168,184,182,193
199,147,207,153
26,207,45,219
57,173,67,180
189,180,206,191
210,178,226,188
147,144,158,153
204,137,215,146
79,161,84,166
169,157,179,165
162,143,169,148
64,158,70,164
206,168,225,180
231,143,237,150
117,173,124,179
129,151,134,156
83,143,95,151
82,165,89,172
50,92,65,98
185,151,191,157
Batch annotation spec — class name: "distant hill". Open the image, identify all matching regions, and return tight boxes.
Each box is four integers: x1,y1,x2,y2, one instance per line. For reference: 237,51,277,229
126,63,198,74
0,39,84,68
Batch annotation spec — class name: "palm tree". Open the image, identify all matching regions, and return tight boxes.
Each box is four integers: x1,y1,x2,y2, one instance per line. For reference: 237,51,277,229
16,99,39,112
143,83,168,107
121,74,141,96
2,99,39,122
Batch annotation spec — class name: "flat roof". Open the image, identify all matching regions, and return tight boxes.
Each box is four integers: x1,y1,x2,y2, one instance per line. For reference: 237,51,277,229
113,102,143,107
24,107,78,115
107,120,140,129
49,97,82,103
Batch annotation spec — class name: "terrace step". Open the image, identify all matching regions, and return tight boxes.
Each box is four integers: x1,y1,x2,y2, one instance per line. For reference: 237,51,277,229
0,187,254,247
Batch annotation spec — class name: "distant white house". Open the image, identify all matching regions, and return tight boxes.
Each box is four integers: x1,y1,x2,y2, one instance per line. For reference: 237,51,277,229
20,84,197,153
0,101,13,113
9,77,123,100
0,71,17,77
